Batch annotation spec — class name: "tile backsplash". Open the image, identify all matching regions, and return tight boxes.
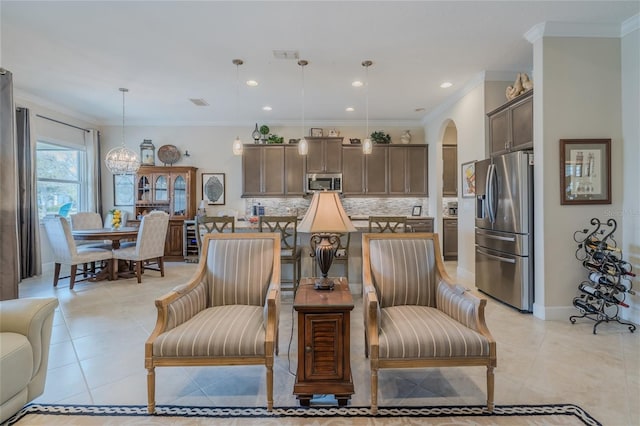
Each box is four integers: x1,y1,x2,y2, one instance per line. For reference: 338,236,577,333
244,197,429,218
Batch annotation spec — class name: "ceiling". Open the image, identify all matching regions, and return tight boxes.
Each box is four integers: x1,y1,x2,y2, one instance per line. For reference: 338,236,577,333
2,1,638,127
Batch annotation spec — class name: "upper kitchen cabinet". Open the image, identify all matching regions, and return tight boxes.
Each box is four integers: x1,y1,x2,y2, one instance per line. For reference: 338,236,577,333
388,145,428,196
242,145,304,197
442,145,457,197
341,145,365,195
242,145,285,196
284,145,306,196
488,90,533,156
365,145,388,195
306,137,343,173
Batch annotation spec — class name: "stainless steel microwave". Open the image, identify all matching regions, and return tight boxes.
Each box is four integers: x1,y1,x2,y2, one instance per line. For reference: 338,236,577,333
306,173,342,193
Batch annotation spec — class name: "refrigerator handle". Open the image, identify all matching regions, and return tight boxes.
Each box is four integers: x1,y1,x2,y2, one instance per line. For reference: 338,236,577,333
476,247,517,264
486,164,497,223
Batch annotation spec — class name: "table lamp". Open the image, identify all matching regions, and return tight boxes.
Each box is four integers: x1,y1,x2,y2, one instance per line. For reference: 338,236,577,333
298,191,356,290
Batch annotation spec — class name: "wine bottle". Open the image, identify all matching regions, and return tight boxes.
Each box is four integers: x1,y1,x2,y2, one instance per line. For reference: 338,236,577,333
573,297,599,314
578,282,602,298
600,293,630,308
589,271,614,285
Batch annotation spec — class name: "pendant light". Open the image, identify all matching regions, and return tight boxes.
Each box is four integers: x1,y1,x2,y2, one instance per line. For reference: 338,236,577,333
105,88,141,174
362,60,373,155
298,59,309,156
232,59,244,156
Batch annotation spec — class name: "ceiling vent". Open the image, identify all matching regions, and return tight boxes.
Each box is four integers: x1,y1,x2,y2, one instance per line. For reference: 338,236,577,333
273,50,299,60
189,98,209,106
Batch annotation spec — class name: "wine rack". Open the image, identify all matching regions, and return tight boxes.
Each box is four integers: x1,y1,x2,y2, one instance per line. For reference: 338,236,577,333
570,218,636,334
182,220,199,263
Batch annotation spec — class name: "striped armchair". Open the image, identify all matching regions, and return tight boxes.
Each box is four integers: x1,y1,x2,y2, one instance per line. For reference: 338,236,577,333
362,233,496,414
145,232,281,413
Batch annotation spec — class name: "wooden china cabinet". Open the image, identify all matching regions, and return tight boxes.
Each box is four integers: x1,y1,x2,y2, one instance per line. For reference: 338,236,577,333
131,166,197,260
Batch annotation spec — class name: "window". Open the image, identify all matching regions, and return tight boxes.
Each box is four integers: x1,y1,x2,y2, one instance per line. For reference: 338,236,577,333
36,142,85,220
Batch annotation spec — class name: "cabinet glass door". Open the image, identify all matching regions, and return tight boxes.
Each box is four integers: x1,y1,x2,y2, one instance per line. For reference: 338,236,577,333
154,175,168,201
137,175,151,202
173,175,186,216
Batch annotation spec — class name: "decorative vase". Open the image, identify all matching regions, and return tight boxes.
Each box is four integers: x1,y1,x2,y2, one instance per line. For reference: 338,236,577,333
252,123,261,144
400,130,412,144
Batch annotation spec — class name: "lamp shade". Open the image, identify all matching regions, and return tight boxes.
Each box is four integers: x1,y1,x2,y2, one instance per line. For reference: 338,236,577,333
298,192,356,233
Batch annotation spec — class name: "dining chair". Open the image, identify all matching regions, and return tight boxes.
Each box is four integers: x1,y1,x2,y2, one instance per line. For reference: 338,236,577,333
42,216,113,289
112,211,170,283
196,216,235,256
368,215,407,233
69,211,107,274
145,232,280,413
362,232,496,413
258,215,301,293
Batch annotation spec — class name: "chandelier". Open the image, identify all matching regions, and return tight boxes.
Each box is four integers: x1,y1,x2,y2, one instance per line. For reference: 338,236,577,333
105,88,141,174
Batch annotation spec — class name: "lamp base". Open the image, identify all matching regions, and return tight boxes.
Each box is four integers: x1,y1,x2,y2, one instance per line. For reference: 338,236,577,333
314,277,335,291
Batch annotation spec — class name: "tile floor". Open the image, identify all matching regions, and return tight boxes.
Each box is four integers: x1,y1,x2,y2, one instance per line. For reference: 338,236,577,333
17,261,639,425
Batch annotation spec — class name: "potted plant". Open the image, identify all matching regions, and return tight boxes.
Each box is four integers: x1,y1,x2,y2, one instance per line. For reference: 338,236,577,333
259,125,270,144
267,134,284,144
371,131,391,144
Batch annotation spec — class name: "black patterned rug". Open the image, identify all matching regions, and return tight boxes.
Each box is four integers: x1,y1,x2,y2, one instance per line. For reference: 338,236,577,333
5,403,601,426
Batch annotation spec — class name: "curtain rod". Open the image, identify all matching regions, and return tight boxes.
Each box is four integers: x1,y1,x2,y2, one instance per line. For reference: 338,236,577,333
36,114,90,133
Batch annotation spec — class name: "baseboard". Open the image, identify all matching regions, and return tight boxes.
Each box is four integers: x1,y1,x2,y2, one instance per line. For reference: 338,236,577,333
532,303,575,320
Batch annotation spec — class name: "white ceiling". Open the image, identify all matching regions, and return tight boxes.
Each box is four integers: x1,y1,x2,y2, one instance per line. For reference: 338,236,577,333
2,1,638,127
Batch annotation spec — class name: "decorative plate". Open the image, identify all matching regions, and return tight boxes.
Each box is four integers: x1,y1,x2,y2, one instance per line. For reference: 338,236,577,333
157,144,181,165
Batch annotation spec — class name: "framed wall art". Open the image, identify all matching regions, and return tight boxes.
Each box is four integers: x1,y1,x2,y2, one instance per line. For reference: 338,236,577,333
310,128,323,137
113,174,135,206
461,161,476,198
202,173,226,205
560,139,611,205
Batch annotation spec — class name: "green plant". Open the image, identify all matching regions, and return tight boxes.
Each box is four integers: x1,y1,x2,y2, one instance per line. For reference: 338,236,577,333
259,125,270,135
267,134,284,144
371,131,391,144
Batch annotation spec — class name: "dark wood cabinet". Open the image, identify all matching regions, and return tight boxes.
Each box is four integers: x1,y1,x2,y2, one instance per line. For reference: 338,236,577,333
242,145,306,197
134,166,197,260
284,145,306,196
306,137,343,173
443,218,458,260
488,90,533,156
341,145,365,195
406,217,434,233
294,278,354,407
389,145,428,196
442,145,457,197
365,145,388,195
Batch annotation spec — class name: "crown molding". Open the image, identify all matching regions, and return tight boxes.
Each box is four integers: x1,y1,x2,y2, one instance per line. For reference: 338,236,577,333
422,71,486,126
101,119,424,128
525,20,628,43
621,14,639,36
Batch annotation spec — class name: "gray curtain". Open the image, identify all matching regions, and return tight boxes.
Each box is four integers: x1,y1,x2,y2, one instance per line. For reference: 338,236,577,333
17,107,41,279
0,68,20,300
86,129,103,217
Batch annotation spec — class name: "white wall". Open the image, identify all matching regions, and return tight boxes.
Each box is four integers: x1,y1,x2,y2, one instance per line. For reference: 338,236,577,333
533,36,624,320
424,83,487,285
621,24,640,324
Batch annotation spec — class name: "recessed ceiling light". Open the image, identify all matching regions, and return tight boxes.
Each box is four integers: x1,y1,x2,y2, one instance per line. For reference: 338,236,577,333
345,107,355,112
189,98,209,106
440,82,453,88
352,81,363,87
246,80,258,87
262,106,272,111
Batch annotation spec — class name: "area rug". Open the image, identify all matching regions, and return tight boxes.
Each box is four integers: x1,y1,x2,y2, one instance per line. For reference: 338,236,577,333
5,404,600,426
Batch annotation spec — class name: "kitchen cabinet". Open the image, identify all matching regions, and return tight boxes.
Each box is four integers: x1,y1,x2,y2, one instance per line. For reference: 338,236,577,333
241,145,285,196
488,90,533,156
133,165,197,260
341,145,365,195
443,218,458,260
389,145,428,196
406,217,434,233
284,145,306,196
442,145,457,196
306,137,343,173
365,145,388,195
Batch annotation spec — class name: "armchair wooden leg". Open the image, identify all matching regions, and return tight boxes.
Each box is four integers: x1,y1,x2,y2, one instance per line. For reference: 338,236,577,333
487,365,495,412
53,263,61,287
370,365,378,414
69,265,77,289
266,358,274,411
147,366,156,414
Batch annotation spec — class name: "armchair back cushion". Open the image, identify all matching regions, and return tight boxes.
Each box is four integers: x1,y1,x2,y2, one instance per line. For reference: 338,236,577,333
368,238,437,308
205,237,275,307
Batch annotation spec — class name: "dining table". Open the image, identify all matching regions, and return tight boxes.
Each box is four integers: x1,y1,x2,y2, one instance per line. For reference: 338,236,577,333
72,227,139,280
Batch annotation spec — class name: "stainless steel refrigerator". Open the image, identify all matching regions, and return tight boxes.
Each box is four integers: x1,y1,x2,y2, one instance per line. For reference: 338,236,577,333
475,150,534,312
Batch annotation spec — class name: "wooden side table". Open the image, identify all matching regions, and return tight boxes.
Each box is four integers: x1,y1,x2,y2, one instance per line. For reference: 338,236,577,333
293,277,354,406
